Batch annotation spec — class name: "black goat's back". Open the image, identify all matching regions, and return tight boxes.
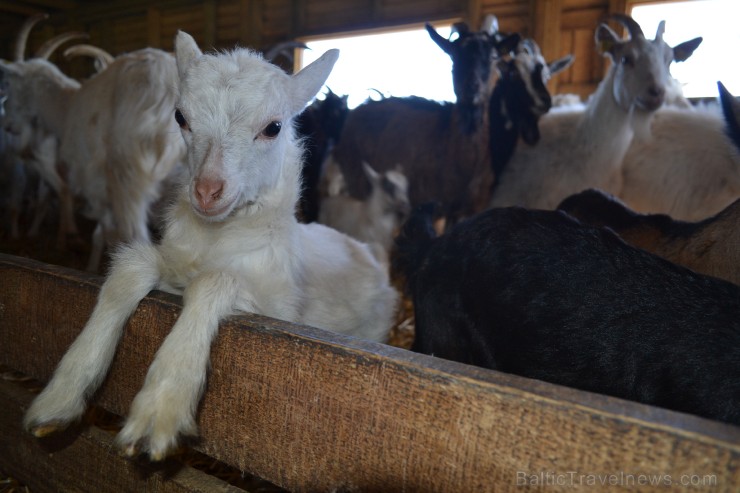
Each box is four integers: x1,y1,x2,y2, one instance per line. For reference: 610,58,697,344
407,207,740,425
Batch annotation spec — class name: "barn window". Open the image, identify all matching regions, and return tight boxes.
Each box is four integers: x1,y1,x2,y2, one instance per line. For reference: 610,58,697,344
629,0,740,98
298,24,455,108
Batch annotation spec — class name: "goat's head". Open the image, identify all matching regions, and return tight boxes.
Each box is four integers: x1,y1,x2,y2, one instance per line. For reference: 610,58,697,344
363,162,411,221
173,31,338,221
488,38,573,180
426,18,520,135
596,14,702,112
0,14,86,149
496,39,574,143
314,88,349,143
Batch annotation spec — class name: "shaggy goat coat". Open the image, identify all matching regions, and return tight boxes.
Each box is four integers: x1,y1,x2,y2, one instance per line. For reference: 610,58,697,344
393,204,740,425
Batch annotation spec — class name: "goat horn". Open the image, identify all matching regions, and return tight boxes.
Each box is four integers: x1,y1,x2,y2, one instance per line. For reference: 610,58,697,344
609,13,644,40
480,14,499,35
34,31,89,60
64,44,115,71
263,41,308,62
14,13,49,62
655,20,666,41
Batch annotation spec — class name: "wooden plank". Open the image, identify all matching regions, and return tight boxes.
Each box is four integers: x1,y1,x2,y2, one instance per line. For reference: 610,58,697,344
0,377,247,493
532,0,563,92
0,253,739,492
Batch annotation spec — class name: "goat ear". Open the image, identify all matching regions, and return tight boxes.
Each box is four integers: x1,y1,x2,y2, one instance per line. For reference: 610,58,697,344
362,161,380,183
595,23,621,59
289,48,338,115
0,60,21,77
494,33,521,57
549,54,574,75
672,37,702,62
174,30,202,81
426,23,454,56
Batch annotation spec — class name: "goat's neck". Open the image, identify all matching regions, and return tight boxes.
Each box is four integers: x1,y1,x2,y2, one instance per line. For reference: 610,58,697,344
581,69,635,141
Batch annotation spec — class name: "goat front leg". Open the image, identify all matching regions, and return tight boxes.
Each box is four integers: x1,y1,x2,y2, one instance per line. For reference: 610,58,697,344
24,242,162,436
116,271,241,461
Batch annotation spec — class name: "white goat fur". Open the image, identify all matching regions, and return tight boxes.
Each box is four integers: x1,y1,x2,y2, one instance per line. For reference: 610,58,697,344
319,159,410,265
24,32,398,460
619,102,740,221
0,48,185,271
489,18,700,209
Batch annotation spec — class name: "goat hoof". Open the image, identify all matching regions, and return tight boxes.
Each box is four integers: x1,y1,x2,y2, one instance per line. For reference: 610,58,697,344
30,423,64,438
121,442,140,458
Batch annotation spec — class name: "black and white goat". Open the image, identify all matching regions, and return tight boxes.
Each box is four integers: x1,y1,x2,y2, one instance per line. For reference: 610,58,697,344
295,88,349,223
393,203,740,425
489,15,702,209
330,19,570,225
24,32,398,460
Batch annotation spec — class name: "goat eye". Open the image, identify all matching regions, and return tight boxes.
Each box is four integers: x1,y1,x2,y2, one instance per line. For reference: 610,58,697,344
620,55,634,67
175,109,189,130
260,121,282,139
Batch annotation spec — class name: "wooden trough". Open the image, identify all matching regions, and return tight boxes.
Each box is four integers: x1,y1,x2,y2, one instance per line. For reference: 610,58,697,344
1,252,739,492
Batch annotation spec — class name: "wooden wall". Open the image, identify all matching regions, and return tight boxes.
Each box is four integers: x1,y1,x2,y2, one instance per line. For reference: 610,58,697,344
1,0,683,100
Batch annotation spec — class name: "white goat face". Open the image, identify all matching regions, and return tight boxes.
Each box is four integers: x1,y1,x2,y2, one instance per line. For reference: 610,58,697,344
173,31,338,221
597,16,701,113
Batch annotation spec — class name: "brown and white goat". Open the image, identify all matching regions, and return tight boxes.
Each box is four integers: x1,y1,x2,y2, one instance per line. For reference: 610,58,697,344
1,15,186,271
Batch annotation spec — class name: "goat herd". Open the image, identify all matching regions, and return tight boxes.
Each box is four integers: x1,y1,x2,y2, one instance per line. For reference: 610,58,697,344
0,11,738,462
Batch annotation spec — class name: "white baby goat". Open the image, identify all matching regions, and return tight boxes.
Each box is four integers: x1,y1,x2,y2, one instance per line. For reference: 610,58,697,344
24,31,398,460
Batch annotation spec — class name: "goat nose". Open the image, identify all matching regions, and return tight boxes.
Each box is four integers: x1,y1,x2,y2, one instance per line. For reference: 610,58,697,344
195,177,225,210
648,85,665,99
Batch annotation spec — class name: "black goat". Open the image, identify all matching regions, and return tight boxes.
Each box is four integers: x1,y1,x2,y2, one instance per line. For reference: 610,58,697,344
392,204,740,425
295,89,349,222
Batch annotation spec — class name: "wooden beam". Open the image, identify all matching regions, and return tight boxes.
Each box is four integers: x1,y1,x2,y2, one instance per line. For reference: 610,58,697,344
0,378,247,493
0,1,45,16
147,7,161,48
22,0,79,9
203,0,216,48
0,253,739,492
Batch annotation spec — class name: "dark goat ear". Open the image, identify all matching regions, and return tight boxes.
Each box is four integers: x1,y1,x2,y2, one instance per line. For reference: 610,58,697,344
673,37,702,62
494,33,521,57
549,54,575,75
426,23,454,55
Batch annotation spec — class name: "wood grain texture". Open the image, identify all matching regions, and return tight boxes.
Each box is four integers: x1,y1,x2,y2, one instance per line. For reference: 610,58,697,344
0,253,738,492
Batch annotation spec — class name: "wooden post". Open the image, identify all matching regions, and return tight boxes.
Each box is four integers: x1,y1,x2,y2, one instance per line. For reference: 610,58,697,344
532,0,564,92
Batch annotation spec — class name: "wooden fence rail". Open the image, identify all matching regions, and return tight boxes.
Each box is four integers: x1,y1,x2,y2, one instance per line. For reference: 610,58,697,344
1,253,738,492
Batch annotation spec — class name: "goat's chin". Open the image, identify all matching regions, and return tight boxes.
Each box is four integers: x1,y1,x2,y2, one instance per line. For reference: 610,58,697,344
635,96,664,112
191,198,238,222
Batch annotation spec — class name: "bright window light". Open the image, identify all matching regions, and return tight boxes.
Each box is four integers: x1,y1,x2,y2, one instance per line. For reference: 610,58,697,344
630,0,740,98
300,26,455,108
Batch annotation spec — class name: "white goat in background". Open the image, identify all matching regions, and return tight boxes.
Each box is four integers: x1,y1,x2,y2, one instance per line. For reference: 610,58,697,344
24,31,398,461
489,15,701,209
319,159,410,266
1,14,88,246
618,87,740,221
1,18,186,271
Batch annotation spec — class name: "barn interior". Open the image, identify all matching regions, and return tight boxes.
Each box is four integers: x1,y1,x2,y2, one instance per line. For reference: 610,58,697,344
1,1,738,492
